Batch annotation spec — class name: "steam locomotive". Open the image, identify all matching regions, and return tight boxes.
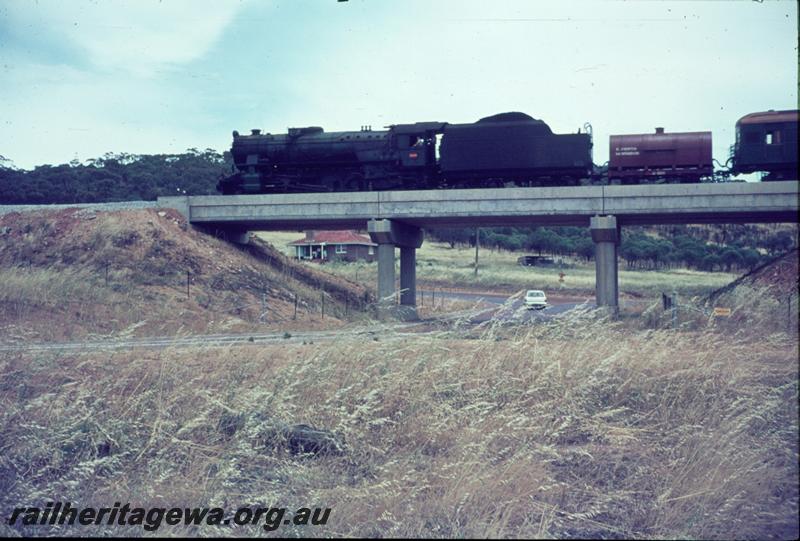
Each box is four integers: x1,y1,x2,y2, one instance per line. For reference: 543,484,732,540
217,109,798,194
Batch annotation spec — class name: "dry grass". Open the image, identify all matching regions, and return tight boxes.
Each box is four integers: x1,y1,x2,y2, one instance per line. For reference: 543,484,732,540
0,264,351,343
0,211,370,342
1,290,797,538
0,266,104,307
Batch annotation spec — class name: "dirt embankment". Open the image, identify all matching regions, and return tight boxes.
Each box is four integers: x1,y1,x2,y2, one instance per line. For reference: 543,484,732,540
247,236,372,308
708,248,799,303
0,208,372,342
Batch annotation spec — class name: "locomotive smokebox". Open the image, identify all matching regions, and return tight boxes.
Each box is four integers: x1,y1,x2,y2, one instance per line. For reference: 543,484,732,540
655,127,665,134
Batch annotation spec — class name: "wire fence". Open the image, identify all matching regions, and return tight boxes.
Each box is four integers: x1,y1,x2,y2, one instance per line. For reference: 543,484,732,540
0,261,482,335
0,260,378,327
659,289,798,334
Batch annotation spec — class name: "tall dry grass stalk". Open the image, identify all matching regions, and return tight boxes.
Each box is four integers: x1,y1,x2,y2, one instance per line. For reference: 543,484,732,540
0,266,104,307
1,295,797,538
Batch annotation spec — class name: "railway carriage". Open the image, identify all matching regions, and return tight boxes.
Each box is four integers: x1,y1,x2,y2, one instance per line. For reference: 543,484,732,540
729,109,799,180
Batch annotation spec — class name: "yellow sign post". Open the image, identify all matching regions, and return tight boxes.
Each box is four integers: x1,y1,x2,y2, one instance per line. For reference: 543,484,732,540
713,307,732,317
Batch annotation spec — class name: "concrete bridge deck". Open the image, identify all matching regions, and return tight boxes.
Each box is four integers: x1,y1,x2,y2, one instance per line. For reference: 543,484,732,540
159,182,799,230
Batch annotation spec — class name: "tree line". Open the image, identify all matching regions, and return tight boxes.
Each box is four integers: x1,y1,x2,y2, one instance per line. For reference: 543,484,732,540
429,225,796,273
0,149,230,204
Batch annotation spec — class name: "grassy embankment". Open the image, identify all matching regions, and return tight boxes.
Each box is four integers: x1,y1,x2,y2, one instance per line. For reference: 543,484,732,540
0,210,374,343
256,232,737,299
1,286,797,538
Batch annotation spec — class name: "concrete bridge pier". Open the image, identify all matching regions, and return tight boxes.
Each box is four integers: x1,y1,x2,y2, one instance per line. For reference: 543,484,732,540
367,219,423,320
376,243,396,305
590,215,620,313
399,246,416,307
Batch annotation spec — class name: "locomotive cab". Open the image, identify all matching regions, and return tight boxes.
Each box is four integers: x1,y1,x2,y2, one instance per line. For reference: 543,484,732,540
389,122,447,168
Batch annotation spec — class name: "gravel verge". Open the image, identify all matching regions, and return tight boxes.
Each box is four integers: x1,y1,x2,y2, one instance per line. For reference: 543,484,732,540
0,200,158,216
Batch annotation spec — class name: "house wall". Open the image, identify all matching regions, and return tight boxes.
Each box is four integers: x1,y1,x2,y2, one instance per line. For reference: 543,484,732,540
293,243,377,262
327,244,376,263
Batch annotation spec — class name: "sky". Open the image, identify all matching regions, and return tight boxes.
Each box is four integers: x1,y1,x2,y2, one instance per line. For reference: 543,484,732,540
0,0,797,171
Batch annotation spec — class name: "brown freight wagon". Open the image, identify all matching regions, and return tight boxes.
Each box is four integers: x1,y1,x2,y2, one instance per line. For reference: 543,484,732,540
608,127,713,183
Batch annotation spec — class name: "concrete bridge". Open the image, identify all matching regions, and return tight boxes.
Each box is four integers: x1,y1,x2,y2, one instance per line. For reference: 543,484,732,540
158,181,799,317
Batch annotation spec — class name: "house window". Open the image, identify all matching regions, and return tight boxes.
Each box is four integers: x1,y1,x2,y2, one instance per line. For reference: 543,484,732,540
368,246,374,255
335,244,347,254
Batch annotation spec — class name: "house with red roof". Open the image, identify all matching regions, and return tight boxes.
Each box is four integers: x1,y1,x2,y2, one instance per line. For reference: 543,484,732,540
288,230,377,262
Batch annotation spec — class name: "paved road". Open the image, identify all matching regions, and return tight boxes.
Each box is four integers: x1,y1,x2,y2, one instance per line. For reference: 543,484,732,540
461,299,595,324
418,289,510,305
419,289,596,324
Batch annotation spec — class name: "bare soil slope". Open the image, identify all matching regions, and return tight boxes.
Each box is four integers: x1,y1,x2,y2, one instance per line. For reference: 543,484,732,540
708,248,799,303
0,208,371,342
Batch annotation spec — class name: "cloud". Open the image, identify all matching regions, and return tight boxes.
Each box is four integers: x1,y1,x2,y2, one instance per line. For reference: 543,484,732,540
1,62,209,167
0,0,249,167
1,0,246,76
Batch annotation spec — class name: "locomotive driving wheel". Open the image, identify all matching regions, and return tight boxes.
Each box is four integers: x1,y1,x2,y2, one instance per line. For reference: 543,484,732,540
345,173,367,192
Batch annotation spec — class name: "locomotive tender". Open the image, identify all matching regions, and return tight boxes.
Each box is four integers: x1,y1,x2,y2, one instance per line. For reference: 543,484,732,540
217,109,798,194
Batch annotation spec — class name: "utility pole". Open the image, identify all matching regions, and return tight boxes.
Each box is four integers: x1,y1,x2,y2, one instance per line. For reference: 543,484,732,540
474,227,480,276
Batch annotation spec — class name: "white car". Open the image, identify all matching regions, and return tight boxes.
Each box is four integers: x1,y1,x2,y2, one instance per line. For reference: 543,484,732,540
524,289,548,310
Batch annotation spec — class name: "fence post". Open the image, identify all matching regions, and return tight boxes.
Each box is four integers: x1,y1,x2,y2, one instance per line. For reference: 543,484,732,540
671,288,678,329
187,271,190,300
321,291,325,319
293,293,298,320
